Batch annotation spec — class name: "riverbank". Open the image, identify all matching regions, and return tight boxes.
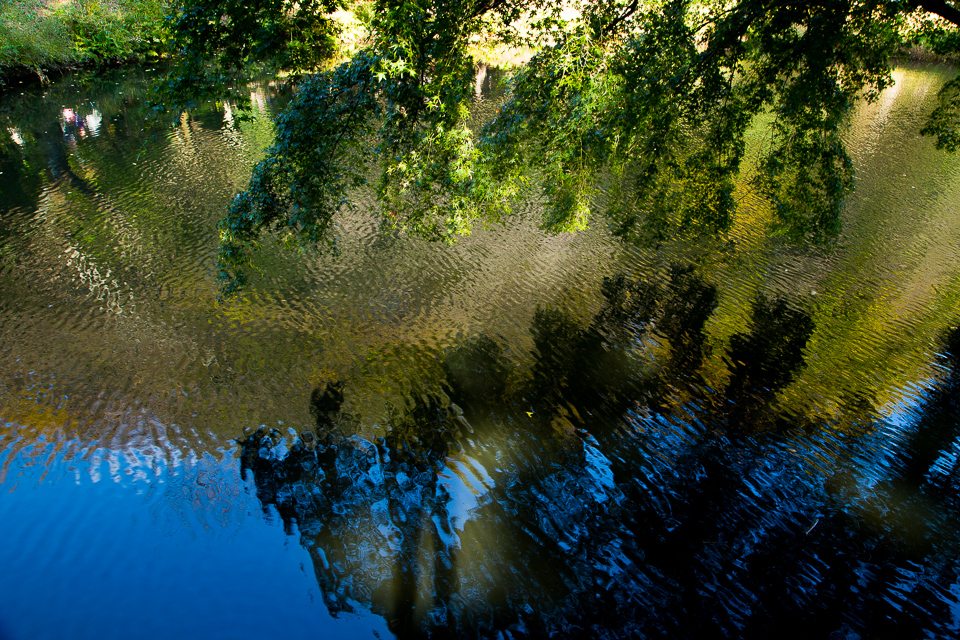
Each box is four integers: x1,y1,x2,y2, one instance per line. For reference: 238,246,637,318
0,0,168,84
3,1,954,88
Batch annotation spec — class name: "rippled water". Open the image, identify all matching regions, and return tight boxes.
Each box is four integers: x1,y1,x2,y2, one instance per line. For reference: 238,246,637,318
2,63,960,638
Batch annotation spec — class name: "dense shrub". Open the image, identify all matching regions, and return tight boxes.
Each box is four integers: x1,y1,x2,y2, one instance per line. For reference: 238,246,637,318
0,0,169,75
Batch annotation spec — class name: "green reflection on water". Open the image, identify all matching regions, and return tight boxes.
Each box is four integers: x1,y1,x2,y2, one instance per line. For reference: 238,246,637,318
0,62,957,455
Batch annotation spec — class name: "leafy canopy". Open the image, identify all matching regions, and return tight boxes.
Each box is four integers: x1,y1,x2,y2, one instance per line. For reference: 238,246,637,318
161,0,960,294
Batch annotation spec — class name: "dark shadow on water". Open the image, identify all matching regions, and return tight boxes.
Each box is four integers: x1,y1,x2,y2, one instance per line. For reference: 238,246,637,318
239,271,960,638
723,294,815,435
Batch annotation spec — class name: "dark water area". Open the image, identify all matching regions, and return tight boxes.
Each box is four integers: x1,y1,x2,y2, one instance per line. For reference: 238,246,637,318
2,63,960,638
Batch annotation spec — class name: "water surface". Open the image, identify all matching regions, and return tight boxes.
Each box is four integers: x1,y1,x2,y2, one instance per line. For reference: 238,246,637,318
1,63,960,638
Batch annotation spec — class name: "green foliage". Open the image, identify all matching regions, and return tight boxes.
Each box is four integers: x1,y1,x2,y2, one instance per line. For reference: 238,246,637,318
154,0,340,115
0,0,169,72
162,0,960,294
215,0,524,294
898,8,960,56
485,0,913,242
218,51,380,293
72,0,169,61
922,75,960,151
1,0,73,70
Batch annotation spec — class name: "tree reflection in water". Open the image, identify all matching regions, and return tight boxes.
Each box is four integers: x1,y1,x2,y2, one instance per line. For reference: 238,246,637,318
239,270,960,638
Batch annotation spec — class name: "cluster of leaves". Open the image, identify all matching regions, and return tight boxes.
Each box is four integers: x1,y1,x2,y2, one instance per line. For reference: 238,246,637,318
218,51,380,292
922,76,960,150
215,0,529,294
481,0,933,243
155,0,340,113
162,0,960,293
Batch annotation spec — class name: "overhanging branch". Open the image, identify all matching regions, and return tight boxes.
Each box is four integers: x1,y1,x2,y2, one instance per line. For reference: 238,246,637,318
601,0,640,38
917,0,960,27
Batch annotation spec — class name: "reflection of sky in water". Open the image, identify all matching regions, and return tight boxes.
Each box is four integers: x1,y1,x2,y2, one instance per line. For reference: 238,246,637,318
435,455,495,547
0,443,391,640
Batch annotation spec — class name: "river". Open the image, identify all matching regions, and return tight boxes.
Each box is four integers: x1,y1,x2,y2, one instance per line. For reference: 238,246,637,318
1,62,960,638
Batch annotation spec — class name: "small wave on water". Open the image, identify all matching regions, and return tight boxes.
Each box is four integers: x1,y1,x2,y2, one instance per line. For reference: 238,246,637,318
3,62,960,638
0,429,393,640
230,320,960,638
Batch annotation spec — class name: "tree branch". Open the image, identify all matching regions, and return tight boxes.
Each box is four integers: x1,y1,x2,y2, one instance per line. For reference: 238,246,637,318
601,0,640,38
917,0,960,26
470,0,510,20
